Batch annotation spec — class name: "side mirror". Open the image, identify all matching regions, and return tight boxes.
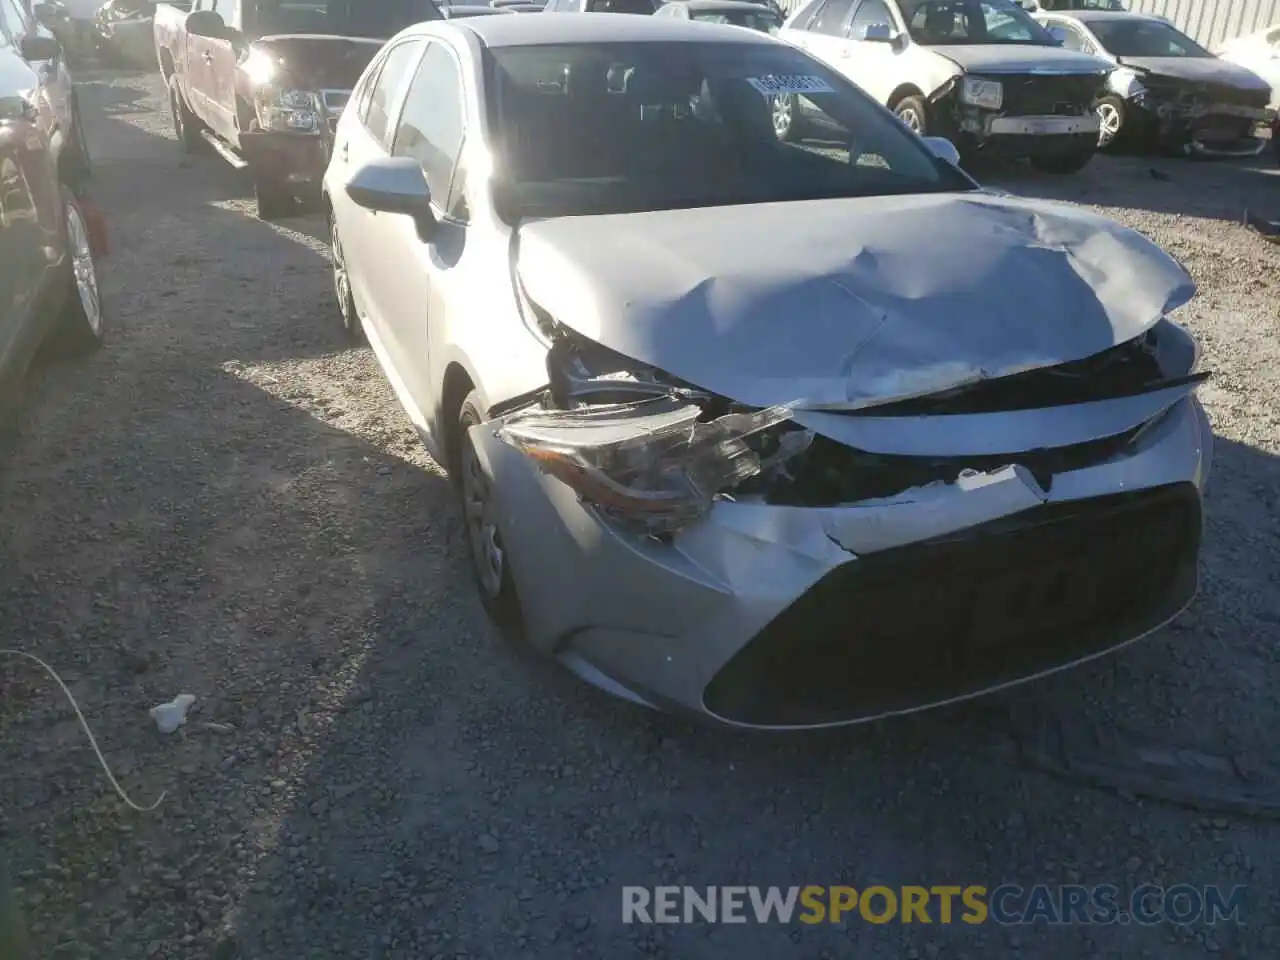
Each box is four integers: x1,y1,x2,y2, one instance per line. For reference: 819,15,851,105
346,157,438,242
856,22,893,42
19,34,61,61
922,135,961,167
1046,25,1067,46
185,9,227,37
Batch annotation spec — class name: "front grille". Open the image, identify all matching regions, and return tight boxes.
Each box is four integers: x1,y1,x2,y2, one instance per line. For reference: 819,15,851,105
986,73,1105,116
757,426,1140,506
703,483,1201,727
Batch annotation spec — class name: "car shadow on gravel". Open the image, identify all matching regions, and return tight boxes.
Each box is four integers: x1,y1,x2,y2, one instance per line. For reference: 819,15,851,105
221,422,1277,960
978,152,1280,224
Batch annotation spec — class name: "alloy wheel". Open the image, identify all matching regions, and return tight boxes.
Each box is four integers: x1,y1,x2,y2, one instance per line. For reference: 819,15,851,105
771,94,792,139
461,438,504,599
66,201,102,336
1096,101,1121,147
331,219,352,323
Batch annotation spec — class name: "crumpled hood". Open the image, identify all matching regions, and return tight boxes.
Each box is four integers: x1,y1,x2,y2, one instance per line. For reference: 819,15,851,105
1118,55,1273,93
516,191,1195,411
250,35,385,90
931,43,1111,76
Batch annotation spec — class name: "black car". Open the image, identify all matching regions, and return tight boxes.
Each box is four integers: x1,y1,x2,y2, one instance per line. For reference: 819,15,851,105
1039,10,1274,155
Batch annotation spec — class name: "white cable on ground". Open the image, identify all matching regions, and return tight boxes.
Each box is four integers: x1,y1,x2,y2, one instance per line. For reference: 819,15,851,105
0,649,166,813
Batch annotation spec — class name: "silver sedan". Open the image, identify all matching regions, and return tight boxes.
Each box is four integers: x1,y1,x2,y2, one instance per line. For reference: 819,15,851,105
323,13,1213,730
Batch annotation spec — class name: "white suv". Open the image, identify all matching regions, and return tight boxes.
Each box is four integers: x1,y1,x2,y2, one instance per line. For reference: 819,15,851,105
778,0,1115,172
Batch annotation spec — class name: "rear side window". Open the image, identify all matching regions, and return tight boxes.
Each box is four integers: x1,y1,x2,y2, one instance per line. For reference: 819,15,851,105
364,40,424,147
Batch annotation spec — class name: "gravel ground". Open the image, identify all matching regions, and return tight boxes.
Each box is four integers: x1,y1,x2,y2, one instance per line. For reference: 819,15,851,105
1,67,1279,960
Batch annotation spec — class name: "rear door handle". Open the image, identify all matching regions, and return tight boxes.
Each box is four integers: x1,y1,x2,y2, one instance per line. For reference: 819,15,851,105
201,51,213,62
339,141,349,162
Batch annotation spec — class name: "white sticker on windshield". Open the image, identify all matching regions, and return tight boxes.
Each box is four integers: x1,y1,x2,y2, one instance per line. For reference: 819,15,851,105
746,74,835,96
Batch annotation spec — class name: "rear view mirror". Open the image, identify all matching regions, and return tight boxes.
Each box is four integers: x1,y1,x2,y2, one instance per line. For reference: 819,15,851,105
1046,25,1067,46
856,22,893,42
185,9,227,37
19,34,61,61
922,135,961,167
346,157,438,242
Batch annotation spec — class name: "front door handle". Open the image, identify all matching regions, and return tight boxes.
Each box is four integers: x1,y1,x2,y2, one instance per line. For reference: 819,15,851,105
339,141,349,162
201,51,213,63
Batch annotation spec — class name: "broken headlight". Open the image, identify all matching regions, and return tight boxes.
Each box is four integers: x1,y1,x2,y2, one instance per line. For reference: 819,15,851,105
496,396,802,535
961,76,1003,111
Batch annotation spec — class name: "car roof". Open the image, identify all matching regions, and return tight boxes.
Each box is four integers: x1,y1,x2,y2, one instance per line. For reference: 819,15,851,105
669,0,778,11
1046,10,1168,26
434,10,777,46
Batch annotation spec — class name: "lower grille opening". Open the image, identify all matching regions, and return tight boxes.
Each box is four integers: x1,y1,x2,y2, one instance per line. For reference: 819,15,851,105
703,483,1201,728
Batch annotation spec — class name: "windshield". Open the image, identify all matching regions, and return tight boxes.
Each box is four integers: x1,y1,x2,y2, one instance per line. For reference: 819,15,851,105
902,0,1056,45
487,41,970,220
1088,19,1211,57
691,9,782,32
252,0,442,39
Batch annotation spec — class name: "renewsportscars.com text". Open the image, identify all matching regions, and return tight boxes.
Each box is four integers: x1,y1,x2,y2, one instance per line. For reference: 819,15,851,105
622,885,1247,926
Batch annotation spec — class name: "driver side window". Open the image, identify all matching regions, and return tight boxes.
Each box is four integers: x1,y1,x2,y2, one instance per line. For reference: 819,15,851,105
848,0,893,35
1052,21,1090,52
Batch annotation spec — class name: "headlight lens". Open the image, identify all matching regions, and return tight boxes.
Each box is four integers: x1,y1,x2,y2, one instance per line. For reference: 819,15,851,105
961,76,1003,111
252,86,321,133
496,396,799,535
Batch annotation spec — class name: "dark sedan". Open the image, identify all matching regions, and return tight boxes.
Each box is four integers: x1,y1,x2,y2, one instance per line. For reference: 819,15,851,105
1038,10,1274,155
0,33,107,418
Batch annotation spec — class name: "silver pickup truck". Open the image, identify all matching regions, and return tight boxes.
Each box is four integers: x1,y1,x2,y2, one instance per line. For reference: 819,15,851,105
154,0,442,219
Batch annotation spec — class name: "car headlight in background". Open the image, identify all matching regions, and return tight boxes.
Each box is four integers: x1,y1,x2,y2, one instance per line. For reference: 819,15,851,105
960,76,1003,111
496,396,804,535
240,47,320,134
252,86,320,134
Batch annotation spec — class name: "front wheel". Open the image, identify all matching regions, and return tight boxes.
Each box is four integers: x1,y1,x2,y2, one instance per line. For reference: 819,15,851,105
42,189,105,359
771,94,801,142
168,75,202,155
1030,148,1096,175
1095,95,1125,149
456,391,522,631
253,176,294,221
329,215,363,343
893,95,928,136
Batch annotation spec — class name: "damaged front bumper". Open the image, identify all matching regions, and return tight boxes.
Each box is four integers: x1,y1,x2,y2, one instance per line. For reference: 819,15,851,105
468,391,1213,731
1131,97,1274,158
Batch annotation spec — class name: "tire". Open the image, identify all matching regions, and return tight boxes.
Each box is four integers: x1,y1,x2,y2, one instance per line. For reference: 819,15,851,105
771,93,802,142
893,94,928,136
254,176,294,221
329,214,364,343
69,98,92,182
168,74,202,154
1030,148,1096,175
456,391,522,631
42,189,105,359
1095,94,1125,150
